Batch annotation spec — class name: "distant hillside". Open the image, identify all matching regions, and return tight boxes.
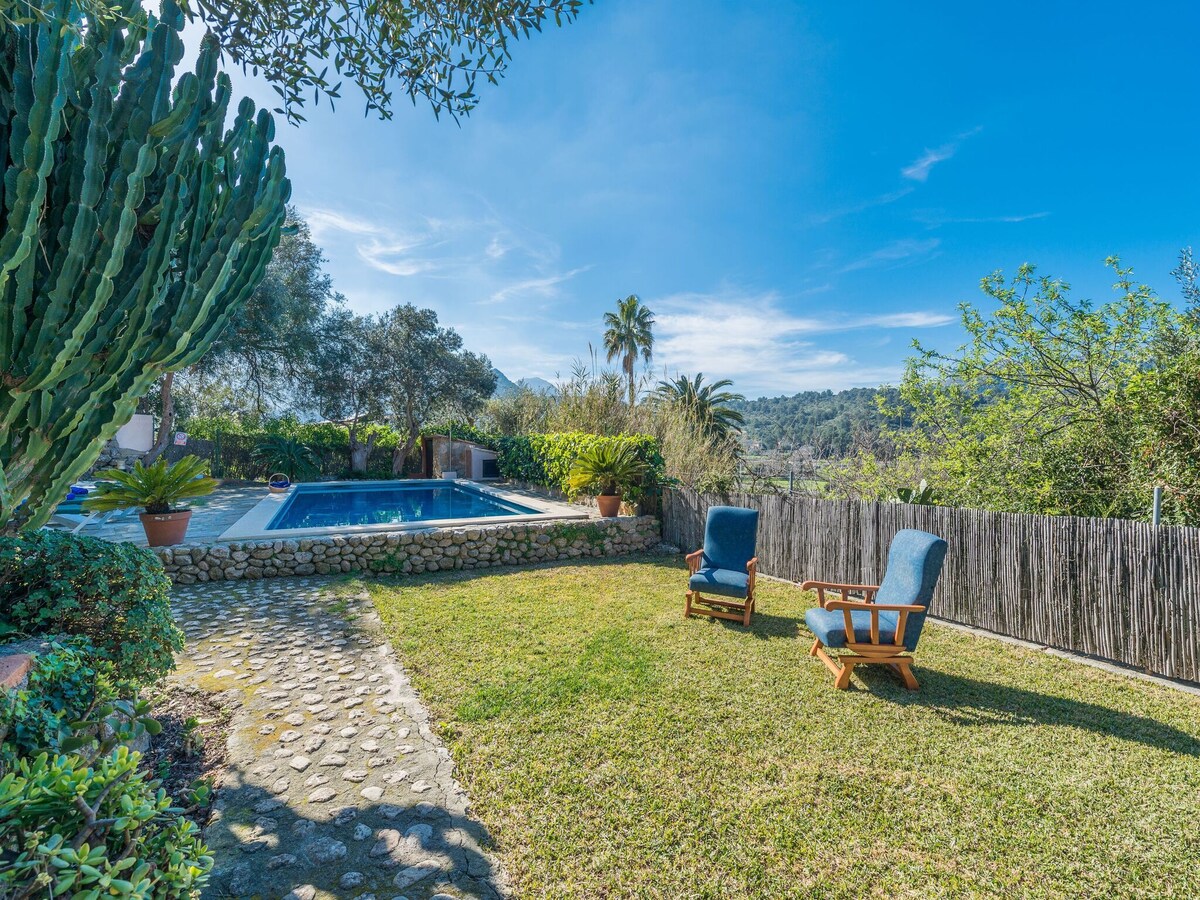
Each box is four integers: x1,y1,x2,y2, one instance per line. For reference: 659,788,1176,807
492,368,519,396
732,387,907,455
519,376,557,395
492,370,558,398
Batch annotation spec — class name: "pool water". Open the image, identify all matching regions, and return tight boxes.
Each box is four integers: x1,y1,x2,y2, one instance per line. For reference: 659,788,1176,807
267,482,539,531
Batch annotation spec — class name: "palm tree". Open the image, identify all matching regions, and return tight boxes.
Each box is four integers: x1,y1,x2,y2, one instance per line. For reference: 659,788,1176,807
656,373,746,440
602,294,655,407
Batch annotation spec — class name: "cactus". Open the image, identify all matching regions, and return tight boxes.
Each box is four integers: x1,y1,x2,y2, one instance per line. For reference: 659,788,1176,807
0,0,290,530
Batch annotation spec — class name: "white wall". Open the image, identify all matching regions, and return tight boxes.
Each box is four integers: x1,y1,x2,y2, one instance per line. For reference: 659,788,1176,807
471,448,498,480
114,413,154,452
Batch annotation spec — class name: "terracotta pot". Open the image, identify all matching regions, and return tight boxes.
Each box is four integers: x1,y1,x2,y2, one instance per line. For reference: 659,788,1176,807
596,494,621,517
140,509,192,547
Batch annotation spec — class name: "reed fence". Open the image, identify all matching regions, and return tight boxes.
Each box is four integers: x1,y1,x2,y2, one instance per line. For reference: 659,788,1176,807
662,487,1200,683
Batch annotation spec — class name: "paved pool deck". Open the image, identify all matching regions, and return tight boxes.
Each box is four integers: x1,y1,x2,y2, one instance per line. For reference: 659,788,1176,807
66,481,590,547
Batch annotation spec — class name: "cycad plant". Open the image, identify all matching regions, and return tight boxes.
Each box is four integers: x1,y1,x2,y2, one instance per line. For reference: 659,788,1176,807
84,456,218,515
567,443,648,498
252,435,320,480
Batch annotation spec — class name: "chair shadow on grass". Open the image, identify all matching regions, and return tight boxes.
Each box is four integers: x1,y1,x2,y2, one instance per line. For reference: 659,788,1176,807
850,665,1200,757
706,609,800,640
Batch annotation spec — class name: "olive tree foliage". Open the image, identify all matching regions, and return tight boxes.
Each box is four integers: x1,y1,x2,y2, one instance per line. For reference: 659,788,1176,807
142,210,341,459
306,309,387,472
861,258,1189,519
372,303,495,474
180,210,344,417
1,0,590,123
0,0,289,530
1121,248,1200,523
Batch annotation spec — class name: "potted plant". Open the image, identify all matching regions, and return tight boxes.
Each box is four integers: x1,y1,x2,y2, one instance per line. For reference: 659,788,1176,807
567,443,648,517
84,455,218,546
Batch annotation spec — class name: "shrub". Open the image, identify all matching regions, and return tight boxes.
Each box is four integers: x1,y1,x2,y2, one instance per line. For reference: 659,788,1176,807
497,432,665,503
0,747,212,898
84,455,218,515
0,641,209,897
0,643,115,764
0,532,182,688
251,434,321,480
181,414,403,478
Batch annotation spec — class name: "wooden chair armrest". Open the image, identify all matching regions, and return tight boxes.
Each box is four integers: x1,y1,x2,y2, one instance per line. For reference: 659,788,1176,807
799,580,879,608
686,549,703,574
822,599,925,647
800,581,880,593
746,557,758,592
823,600,925,613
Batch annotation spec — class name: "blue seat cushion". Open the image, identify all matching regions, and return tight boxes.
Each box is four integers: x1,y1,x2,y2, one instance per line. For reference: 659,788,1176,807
805,607,906,650
689,566,750,599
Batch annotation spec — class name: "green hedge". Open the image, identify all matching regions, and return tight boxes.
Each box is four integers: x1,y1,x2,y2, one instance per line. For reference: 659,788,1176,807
184,414,400,452
0,531,182,689
181,416,502,479
497,432,665,502
180,415,403,479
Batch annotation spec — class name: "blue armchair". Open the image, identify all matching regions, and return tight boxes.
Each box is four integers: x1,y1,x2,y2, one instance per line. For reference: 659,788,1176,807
802,529,947,690
685,506,759,626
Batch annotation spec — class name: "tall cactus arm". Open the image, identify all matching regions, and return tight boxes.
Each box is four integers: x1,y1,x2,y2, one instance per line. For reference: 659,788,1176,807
0,0,289,531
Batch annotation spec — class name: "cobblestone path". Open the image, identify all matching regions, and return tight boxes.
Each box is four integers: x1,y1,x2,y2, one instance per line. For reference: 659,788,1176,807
170,578,505,900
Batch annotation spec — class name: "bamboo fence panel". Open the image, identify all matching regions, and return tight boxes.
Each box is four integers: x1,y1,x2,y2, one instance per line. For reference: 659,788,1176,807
662,488,1200,683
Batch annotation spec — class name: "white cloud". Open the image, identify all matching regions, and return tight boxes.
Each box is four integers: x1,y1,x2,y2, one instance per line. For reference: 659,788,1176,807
838,238,941,274
302,205,450,277
916,210,1051,226
651,291,946,396
485,235,510,259
902,146,957,182
485,266,592,305
863,311,955,328
357,239,445,276
298,204,582,304
810,187,915,225
901,126,983,182
304,208,385,239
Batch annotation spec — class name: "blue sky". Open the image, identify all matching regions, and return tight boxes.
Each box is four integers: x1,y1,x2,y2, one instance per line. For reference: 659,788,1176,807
215,1,1200,398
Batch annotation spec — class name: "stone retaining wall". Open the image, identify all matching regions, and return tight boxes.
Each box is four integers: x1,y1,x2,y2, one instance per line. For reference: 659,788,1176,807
154,516,661,584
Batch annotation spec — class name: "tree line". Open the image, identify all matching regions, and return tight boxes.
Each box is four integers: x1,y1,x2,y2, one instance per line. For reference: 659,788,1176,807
160,210,496,477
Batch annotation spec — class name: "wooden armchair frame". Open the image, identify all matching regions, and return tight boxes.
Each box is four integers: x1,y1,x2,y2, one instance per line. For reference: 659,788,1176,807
801,579,925,690
685,549,759,626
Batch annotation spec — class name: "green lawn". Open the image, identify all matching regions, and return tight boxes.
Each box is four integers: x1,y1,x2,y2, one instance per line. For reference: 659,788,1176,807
361,555,1200,899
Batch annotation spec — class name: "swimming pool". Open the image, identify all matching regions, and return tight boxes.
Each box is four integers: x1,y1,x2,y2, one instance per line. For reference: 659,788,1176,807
220,479,587,541
269,482,538,530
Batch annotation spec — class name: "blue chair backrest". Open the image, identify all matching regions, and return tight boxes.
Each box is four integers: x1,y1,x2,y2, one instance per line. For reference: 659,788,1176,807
701,506,758,573
876,528,947,650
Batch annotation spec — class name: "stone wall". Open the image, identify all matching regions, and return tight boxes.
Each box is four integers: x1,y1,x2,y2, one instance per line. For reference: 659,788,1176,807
154,515,661,584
